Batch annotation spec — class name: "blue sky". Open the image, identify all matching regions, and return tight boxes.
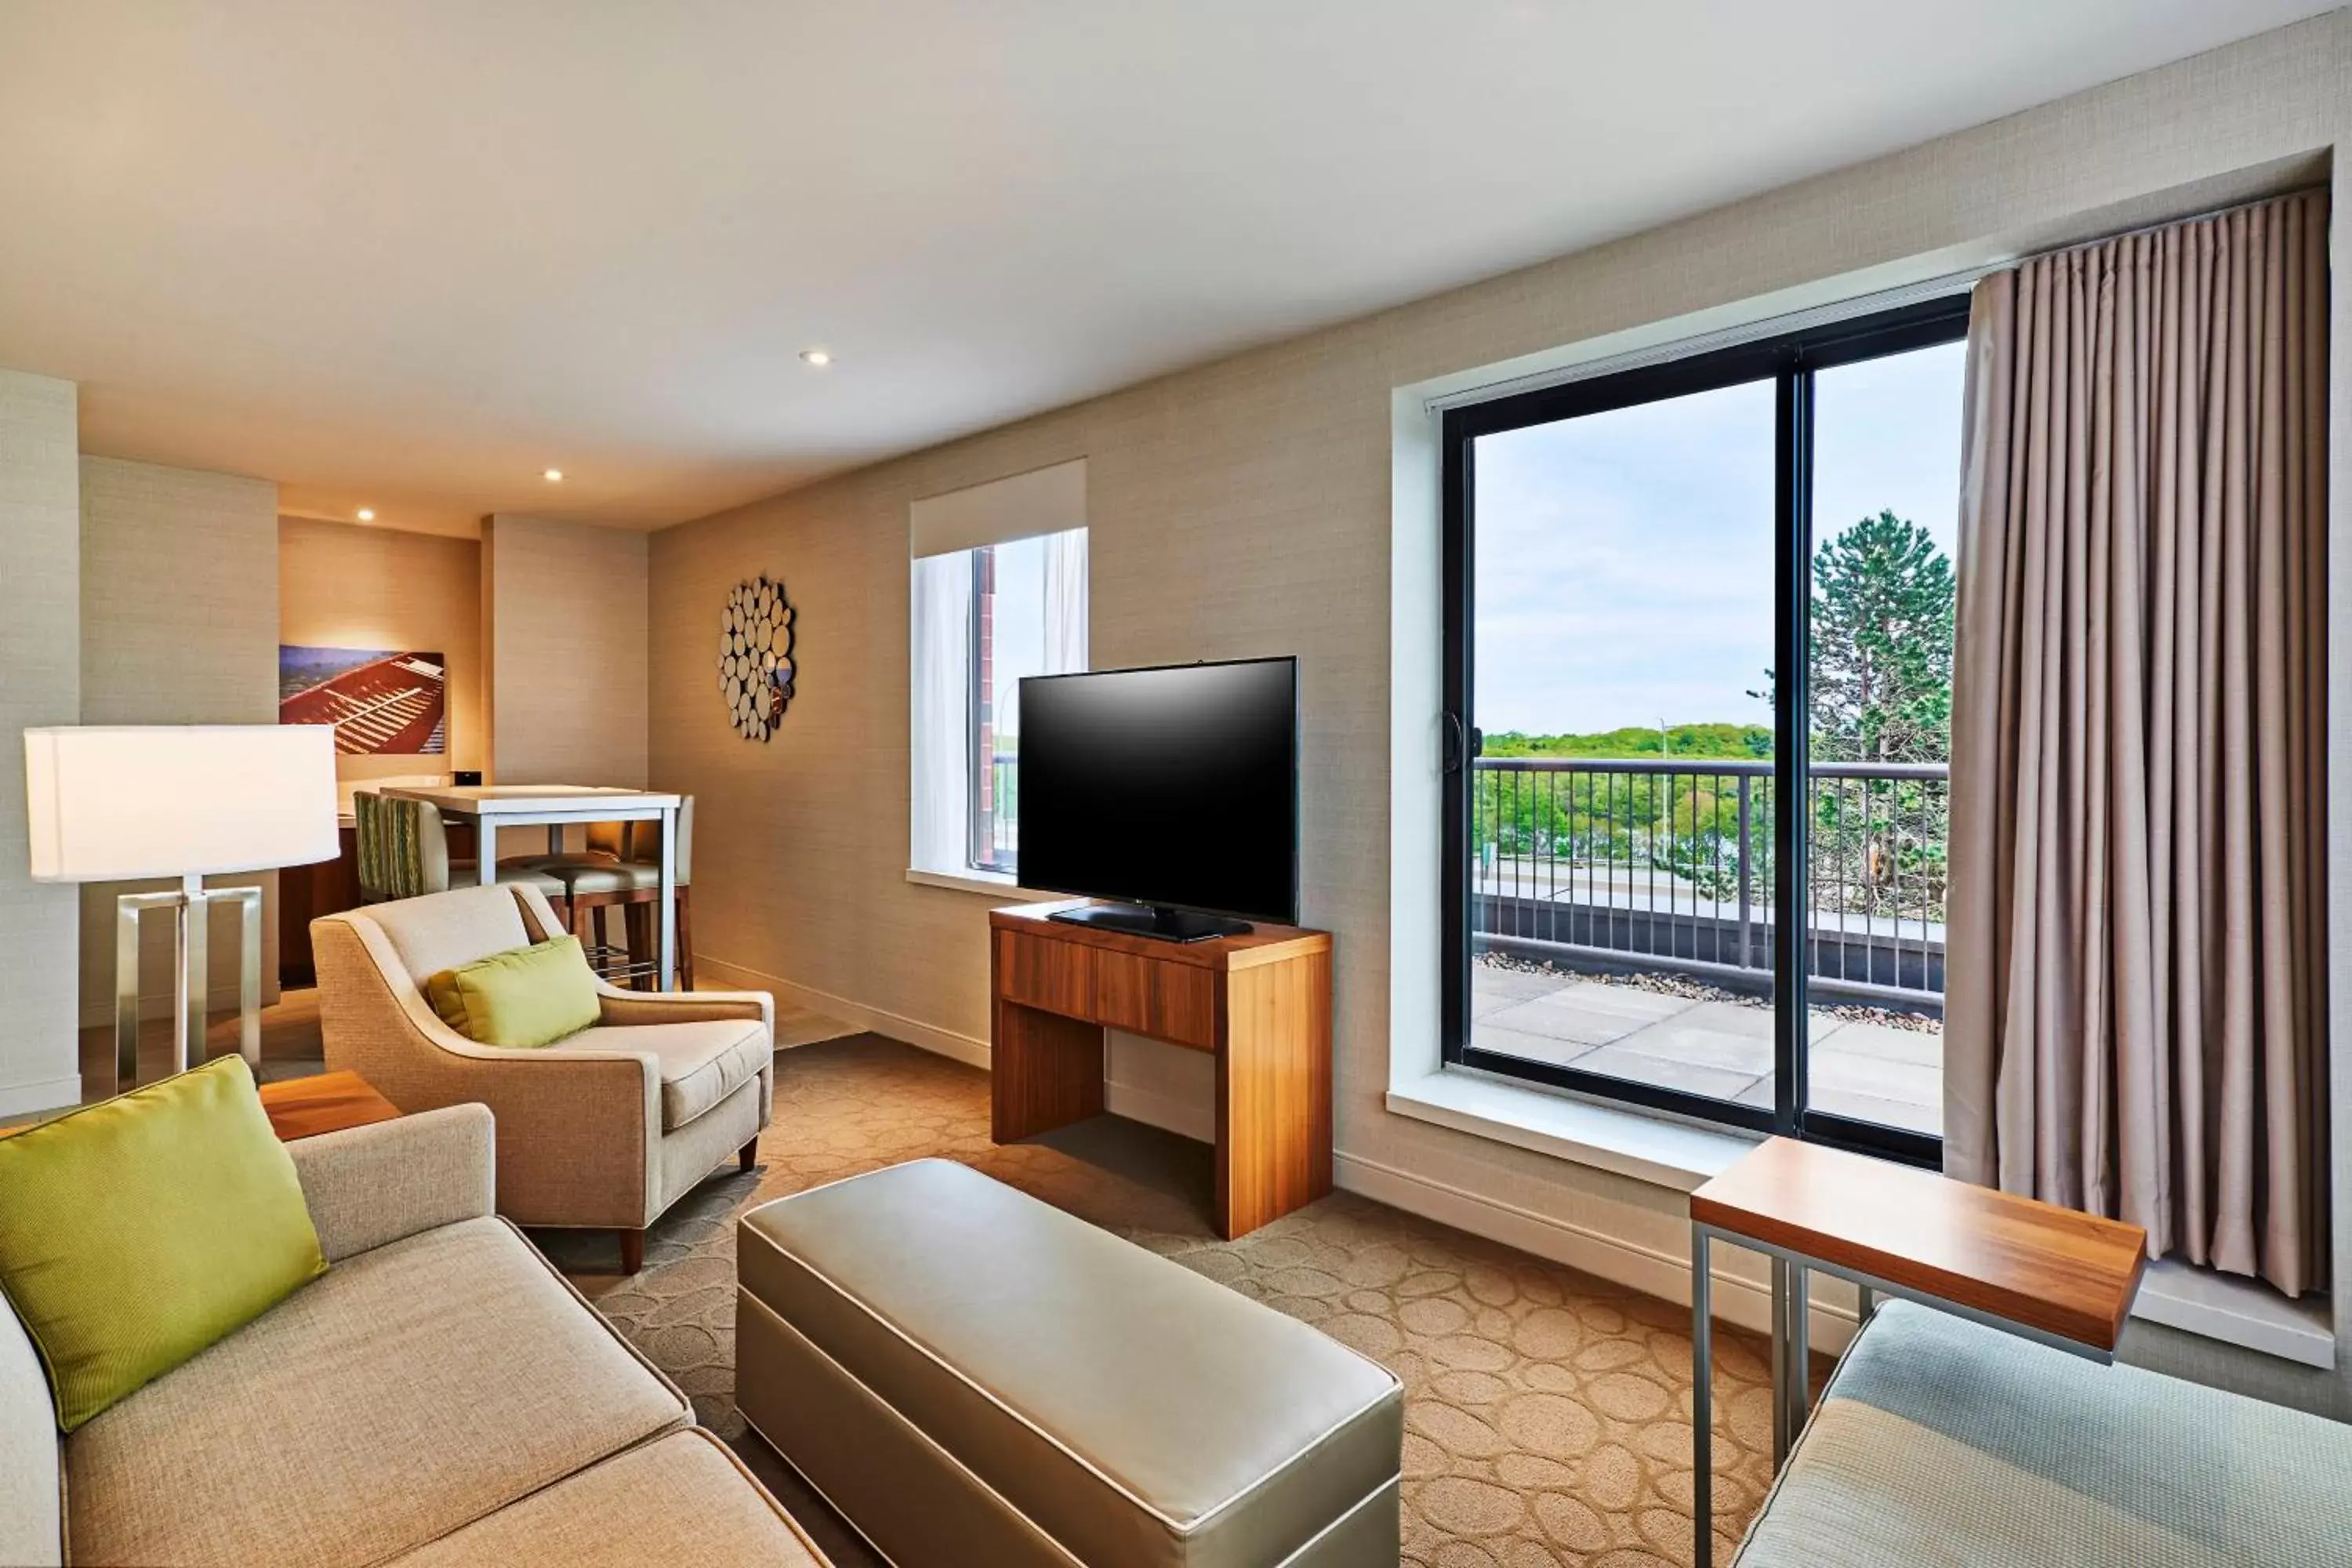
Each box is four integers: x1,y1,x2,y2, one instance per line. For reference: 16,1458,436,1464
1473,339,1966,735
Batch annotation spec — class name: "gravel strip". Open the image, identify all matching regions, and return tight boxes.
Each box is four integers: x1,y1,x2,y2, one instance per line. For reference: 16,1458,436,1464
1476,949,1940,1033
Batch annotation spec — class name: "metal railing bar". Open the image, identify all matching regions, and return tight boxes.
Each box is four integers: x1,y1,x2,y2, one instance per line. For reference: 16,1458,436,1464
1475,757,1947,780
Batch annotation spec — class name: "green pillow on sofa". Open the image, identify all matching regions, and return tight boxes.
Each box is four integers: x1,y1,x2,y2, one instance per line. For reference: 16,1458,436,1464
426,934,601,1048
0,1055,328,1432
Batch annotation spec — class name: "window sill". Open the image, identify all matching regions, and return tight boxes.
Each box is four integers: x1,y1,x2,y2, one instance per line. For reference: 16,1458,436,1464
904,866,1040,898
1390,1069,2336,1367
1385,1066,1759,1192
2132,1257,2335,1369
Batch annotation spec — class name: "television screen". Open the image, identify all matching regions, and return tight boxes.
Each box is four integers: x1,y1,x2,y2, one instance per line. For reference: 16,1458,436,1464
1016,658,1298,925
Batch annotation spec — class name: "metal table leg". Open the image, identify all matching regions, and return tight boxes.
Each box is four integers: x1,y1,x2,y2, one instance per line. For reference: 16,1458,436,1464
1770,1256,1809,1465
657,806,678,990
178,873,208,1073
1692,1223,1713,1568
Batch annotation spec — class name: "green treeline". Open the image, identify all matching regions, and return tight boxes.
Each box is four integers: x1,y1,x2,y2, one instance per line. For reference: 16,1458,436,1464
1482,723,1772,761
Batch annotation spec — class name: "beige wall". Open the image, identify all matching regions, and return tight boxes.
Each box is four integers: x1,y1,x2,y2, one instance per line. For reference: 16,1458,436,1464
76,456,282,1027
0,370,82,1113
279,516,485,783
652,16,2352,1411
485,514,648,788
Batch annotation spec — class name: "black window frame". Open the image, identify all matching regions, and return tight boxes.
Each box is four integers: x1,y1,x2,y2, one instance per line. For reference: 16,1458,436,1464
1440,295,1969,1168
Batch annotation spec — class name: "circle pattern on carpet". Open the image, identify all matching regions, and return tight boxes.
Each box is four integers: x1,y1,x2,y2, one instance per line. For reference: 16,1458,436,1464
537,1036,1783,1567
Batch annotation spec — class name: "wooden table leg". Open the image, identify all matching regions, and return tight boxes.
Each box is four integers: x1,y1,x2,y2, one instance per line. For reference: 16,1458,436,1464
1214,950,1332,1240
991,1000,1103,1142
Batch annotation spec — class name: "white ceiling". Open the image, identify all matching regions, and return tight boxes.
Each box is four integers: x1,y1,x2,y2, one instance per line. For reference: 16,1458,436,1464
0,2,2330,538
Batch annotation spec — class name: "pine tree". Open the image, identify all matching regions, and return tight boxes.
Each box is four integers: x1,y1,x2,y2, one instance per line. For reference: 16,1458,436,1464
1748,510,1955,763
1809,510,1955,763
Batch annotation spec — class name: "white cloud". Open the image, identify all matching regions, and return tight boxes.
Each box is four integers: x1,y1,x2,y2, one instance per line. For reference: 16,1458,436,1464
1472,340,1964,735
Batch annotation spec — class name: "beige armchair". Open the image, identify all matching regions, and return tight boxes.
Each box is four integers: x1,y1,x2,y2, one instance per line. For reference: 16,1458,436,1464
311,883,773,1272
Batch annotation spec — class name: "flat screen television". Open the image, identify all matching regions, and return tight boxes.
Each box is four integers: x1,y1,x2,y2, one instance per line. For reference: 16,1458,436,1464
1015,657,1298,941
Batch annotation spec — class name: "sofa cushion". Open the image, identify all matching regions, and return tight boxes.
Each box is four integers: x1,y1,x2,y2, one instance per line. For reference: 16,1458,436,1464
0,1055,326,1431
361,885,535,986
568,1018,769,1130
1734,1300,2352,1567
387,1428,830,1567
548,861,662,896
66,1216,687,1568
0,1301,60,1567
426,935,602,1047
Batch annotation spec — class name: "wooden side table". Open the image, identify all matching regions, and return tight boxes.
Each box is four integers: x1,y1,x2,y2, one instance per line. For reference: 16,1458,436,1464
1686,1137,2147,1568
256,1070,404,1142
0,1069,404,1143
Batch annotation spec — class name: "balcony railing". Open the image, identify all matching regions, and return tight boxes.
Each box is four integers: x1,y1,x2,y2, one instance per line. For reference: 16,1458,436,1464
1472,756,1947,1009
975,752,1020,872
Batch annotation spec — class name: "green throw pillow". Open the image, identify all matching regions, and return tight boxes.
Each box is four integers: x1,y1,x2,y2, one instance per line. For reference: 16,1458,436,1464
0,1055,328,1432
426,934,601,1047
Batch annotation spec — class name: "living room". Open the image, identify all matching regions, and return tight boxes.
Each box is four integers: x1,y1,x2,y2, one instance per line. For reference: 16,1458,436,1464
2,5,2349,1566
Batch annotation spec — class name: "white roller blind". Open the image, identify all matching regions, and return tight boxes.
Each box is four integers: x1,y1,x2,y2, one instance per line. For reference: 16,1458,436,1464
907,550,973,876
1043,528,1088,674
909,458,1086,558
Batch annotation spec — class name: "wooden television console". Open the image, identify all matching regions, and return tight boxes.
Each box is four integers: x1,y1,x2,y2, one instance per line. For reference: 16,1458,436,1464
989,900,1333,1240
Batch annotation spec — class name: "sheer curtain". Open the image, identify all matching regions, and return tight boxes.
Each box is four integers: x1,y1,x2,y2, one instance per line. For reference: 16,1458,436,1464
1044,528,1089,674
1944,190,2329,1296
908,550,972,876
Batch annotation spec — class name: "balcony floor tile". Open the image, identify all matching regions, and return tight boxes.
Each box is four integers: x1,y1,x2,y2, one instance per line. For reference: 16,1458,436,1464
1468,1021,1601,1070
1807,1083,1942,1138
1807,1018,1944,1068
1478,984,1693,1046
1805,1045,1942,1105
1469,967,1578,1016
1612,1005,1775,1075
1469,967,1943,1131
1567,1044,1762,1103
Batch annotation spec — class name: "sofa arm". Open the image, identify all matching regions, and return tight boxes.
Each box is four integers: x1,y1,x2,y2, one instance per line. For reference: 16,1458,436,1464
286,1103,495,1262
594,988,773,1033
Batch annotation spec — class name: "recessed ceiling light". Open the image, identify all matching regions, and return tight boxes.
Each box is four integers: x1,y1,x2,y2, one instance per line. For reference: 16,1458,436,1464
800,348,833,367
543,468,564,482
356,507,376,521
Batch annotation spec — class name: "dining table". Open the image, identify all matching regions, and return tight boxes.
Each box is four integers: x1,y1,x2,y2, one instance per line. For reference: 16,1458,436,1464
379,784,687,990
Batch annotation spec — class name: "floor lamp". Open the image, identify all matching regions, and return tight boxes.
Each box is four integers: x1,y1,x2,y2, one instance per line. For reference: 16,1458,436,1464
24,724,339,1092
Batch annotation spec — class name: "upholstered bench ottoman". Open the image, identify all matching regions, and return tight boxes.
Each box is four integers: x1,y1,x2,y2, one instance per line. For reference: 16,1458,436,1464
735,1159,1403,1566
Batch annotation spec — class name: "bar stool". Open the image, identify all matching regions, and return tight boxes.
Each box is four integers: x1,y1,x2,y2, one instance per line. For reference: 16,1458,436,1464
537,797,695,989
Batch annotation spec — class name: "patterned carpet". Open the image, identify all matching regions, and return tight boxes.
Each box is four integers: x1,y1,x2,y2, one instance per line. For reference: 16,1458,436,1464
538,1034,1787,1567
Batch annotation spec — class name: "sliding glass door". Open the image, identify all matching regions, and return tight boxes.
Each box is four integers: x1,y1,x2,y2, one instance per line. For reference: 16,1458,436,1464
1802,340,1968,1142
1440,297,1969,1164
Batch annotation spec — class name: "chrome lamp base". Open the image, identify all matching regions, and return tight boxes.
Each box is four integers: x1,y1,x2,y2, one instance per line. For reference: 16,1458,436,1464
113,874,263,1093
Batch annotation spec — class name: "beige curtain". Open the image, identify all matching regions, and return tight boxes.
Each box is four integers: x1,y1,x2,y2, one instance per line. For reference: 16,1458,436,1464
1944,190,2329,1298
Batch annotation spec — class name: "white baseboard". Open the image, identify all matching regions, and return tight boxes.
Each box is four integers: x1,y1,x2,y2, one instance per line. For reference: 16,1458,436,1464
696,954,991,1069
691,955,1214,1145
0,1075,84,1119
78,990,285,1032
1105,1080,1215,1143
79,997,174,1030
1334,1148,1858,1350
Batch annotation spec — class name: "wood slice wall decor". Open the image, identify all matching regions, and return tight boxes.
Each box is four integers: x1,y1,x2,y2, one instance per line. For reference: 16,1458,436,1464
718,575,796,740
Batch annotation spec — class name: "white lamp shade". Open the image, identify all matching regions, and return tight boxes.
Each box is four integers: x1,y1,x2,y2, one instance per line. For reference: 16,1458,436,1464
24,725,341,882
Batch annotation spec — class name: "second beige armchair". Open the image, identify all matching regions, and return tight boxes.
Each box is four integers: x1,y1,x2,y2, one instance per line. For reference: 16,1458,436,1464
311,883,772,1272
